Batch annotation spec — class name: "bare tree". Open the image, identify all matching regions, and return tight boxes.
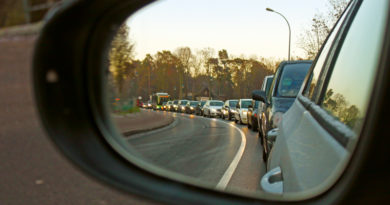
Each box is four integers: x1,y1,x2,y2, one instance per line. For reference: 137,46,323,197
175,47,192,98
298,0,349,59
199,48,215,97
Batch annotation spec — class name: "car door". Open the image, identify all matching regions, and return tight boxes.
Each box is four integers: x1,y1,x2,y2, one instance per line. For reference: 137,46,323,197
265,0,388,193
261,68,281,138
235,100,241,120
204,101,209,115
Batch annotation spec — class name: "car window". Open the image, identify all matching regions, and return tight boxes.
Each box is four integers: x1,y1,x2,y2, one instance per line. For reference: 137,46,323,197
240,100,252,108
210,101,223,106
303,5,351,101
229,101,237,107
276,63,311,97
267,68,281,100
321,0,387,133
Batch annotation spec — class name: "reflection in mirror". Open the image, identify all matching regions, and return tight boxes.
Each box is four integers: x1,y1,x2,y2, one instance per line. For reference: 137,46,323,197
105,0,357,199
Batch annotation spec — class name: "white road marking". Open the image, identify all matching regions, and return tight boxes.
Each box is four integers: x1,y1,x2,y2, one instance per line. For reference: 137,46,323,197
215,120,246,190
185,114,247,190
139,111,247,190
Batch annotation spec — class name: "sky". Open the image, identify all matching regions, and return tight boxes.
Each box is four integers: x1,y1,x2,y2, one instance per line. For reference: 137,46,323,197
125,0,331,60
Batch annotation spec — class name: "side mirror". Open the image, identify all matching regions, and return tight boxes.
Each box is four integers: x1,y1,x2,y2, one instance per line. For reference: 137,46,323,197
252,90,267,103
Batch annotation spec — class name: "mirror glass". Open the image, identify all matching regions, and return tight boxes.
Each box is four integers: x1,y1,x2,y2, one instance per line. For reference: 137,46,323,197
105,0,355,199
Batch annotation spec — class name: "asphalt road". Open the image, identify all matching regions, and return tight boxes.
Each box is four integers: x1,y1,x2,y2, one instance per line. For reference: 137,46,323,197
126,109,266,194
0,36,158,205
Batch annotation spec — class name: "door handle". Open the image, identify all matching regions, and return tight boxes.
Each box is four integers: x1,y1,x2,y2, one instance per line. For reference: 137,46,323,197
260,166,283,194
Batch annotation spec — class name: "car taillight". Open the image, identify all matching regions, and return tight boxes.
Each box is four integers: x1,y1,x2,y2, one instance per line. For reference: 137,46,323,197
254,113,257,118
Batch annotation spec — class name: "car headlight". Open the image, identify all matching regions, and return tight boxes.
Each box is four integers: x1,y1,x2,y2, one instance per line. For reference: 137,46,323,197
211,108,216,112
190,107,194,110
272,112,284,128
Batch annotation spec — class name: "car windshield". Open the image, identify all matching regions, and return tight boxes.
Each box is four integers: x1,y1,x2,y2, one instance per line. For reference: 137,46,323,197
241,100,252,108
229,101,238,107
200,101,206,106
173,100,178,104
210,101,223,106
190,101,198,106
277,63,311,97
180,101,188,105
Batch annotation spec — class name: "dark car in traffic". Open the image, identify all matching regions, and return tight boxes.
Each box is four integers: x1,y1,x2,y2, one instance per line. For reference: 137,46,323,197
194,101,206,115
247,100,259,131
261,0,387,194
255,75,274,140
185,101,199,114
221,100,238,120
253,60,312,160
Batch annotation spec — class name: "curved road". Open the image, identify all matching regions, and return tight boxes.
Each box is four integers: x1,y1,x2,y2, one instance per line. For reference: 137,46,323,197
126,109,266,194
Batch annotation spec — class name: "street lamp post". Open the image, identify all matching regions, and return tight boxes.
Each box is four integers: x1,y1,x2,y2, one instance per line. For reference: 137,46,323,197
266,8,291,61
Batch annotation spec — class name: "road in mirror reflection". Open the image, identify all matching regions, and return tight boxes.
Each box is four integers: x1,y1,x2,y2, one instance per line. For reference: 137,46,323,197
106,0,352,197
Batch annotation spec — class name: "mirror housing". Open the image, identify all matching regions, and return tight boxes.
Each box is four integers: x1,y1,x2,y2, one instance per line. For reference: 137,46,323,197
252,90,267,103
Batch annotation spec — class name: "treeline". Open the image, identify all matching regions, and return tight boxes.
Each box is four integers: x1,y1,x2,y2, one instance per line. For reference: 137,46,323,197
108,26,278,101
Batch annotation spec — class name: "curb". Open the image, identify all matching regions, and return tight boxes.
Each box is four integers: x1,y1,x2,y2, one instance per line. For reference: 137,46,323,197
122,112,175,137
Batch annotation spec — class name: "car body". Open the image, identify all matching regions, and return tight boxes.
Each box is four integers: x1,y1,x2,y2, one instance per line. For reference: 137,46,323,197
247,100,259,131
194,101,206,115
185,101,199,114
203,100,224,117
165,101,173,111
177,100,188,113
254,60,312,160
221,100,238,120
256,75,274,140
146,101,153,109
171,100,179,112
259,0,388,194
142,101,148,108
234,99,252,124
161,102,168,110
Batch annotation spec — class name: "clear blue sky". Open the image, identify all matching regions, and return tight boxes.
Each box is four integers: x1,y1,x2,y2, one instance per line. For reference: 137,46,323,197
126,0,331,60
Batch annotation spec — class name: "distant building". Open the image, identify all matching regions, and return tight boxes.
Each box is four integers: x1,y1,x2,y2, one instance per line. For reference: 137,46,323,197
194,87,219,101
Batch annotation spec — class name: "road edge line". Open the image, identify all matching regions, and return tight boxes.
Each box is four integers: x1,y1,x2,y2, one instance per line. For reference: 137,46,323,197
215,120,247,190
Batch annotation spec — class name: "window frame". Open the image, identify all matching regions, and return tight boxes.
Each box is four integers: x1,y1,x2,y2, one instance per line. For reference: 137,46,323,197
298,0,376,147
301,2,354,104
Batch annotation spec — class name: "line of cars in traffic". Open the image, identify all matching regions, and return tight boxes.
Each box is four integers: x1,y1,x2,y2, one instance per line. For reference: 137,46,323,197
143,60,313,164
137,1,384,195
